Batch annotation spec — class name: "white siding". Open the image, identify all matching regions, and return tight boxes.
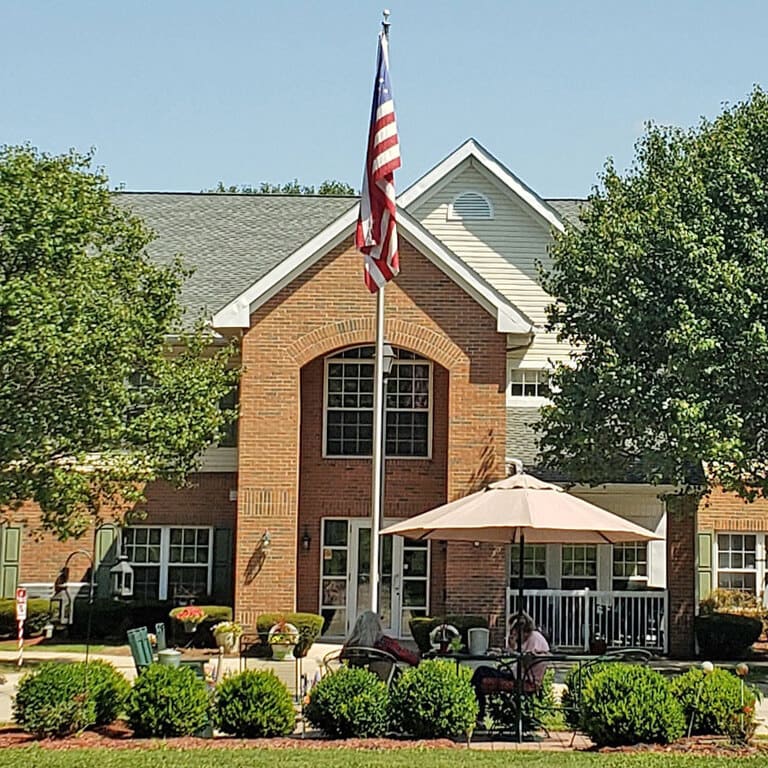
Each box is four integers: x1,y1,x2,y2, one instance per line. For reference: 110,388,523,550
409,164,572,367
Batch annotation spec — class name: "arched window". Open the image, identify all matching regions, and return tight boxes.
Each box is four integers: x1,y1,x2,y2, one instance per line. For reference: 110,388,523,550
324,346,432,458
447,190,494,221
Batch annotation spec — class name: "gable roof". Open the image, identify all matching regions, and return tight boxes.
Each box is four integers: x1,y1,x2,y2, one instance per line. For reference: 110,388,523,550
211,204,534,334
117,192,356,317
398,138,567,232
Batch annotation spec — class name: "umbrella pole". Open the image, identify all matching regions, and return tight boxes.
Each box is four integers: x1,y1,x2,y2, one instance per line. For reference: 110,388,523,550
516,533,525,743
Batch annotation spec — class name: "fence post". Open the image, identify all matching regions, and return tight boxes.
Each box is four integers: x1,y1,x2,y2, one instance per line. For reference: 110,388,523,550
583,589,591,652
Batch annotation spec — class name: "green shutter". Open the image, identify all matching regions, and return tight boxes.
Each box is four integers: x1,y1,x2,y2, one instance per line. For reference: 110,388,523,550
0,525,22,599
94,525,120,598
697,532,713,600
211,528,233,604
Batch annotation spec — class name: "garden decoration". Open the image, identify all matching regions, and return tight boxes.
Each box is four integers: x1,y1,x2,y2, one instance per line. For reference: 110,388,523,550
212,620,243,653
429,623,460,654
687,660,715,737
268,619,299,661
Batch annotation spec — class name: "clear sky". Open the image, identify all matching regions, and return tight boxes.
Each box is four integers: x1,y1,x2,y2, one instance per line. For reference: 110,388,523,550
2,0,766,198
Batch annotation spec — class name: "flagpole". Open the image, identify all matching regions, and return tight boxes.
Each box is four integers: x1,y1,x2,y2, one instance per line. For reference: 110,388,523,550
370,286,385,614
368,9,391,617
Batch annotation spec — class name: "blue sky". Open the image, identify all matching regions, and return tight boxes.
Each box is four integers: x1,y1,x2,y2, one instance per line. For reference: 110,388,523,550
1,1,766,198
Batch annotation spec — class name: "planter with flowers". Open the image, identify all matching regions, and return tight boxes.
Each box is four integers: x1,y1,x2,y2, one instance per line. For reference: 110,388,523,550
212,620,243,654
268,619,299,661
171,605,207,635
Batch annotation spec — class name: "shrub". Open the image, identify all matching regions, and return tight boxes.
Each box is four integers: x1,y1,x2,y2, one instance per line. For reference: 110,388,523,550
389,659,478,739
695,613,762,659
669,667,758,739
126,664,211,737
0,598,51,637
304,666,389,738
580,664,685,746
257,612,324,658
561,661,610,730
409,615,489,655
215,670,295,737
14,662,96,738
700,589,765,620
80,660,130,725
486,667,556,734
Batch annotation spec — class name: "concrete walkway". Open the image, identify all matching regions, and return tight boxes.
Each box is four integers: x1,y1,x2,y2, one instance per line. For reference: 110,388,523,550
1,646,767,746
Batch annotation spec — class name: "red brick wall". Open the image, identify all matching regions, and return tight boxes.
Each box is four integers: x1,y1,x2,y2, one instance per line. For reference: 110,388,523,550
10,473,236,586
667,494,698,658
234,236,507,626
698,488,768,531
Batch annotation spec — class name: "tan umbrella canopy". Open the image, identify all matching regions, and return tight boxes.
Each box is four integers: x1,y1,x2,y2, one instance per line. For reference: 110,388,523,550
381,472,661,545
381,471,661,743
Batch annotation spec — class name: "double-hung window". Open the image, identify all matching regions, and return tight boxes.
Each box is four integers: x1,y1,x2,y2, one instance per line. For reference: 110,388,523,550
122,526,213,601
716,534,757,592
324,346,431,458
612,542,648,590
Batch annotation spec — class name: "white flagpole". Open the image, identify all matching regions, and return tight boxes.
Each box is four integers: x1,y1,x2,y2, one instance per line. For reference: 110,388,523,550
369,285,385,614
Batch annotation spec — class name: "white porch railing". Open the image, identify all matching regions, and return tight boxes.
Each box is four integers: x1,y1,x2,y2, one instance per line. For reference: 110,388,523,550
506,588,668,654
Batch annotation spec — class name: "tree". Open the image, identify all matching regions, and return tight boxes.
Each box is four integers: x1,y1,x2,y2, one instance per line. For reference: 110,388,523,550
538,87,768,500
206,178,356,195
0,145,238,539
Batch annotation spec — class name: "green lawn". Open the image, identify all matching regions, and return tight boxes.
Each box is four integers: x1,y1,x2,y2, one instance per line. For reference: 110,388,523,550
0,750,763,768
0,641,107,654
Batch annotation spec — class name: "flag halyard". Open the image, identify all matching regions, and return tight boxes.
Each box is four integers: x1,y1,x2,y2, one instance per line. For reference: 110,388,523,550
356,31,401,293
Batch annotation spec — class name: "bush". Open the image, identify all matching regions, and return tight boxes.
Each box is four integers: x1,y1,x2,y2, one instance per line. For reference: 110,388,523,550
304,666,389,738
669,667,758,739
126,664,211,737
695,613,762,659
389,659,478,739
580,664,685,746
700,589,765,620
561,661,610,730
0,598,51,637
80,660,130,725
487,667,556,734
409,615,489,655
256,613,324,658
14,662,96,738
215,670,295,737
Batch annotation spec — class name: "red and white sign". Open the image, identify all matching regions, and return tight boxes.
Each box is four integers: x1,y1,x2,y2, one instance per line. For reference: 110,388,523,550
15,587,27,622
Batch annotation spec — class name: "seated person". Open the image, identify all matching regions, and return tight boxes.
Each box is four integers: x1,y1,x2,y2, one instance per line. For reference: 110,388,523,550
343,610,420,667
470,612,550,719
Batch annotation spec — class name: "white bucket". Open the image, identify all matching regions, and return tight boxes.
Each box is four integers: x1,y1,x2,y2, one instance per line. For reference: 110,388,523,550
468,627,490,655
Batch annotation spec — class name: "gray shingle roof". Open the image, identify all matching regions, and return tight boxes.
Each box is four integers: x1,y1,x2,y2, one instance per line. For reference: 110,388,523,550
117,193,357,318
117,193,585,320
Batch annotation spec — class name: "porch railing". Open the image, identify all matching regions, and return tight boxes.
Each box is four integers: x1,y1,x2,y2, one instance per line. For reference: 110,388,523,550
506,587,668,654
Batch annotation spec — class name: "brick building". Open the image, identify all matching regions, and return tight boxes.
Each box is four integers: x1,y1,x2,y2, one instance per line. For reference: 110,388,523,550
1,139,739,656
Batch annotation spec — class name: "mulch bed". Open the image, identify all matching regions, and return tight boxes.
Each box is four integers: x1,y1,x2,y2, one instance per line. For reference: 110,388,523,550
597,736,768,757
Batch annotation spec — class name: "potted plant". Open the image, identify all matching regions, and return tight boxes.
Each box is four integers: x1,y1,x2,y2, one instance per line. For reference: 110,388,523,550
212,620,243,653
173,605,207,634
268,618,299,661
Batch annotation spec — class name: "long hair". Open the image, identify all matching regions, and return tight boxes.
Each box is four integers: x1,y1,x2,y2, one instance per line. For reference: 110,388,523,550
344,610,383,648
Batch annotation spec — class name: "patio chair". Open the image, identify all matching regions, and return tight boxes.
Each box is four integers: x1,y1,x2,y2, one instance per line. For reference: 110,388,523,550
127,626,154,674
322,646,401,687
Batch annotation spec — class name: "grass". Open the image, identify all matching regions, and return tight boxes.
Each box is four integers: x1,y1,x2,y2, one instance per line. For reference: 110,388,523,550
0,641,107,654
0,750,764,768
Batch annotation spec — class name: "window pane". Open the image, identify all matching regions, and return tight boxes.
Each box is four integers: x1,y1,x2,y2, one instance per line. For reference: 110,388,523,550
403,580,427,606
323,520,348,547
403,549,428,577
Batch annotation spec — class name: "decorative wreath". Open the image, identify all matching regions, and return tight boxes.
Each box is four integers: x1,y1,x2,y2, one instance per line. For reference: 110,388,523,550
429,623,460,648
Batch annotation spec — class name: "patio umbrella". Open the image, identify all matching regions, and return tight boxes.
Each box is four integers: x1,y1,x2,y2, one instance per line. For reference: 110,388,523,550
380,470,661,740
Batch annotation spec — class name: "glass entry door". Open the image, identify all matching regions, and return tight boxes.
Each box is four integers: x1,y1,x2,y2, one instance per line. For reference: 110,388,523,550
319,518,429,638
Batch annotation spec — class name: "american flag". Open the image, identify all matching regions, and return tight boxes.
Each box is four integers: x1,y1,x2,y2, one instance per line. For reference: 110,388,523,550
356,31,401,293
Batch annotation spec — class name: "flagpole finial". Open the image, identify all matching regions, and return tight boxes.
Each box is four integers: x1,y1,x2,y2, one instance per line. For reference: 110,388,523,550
382,9,391,36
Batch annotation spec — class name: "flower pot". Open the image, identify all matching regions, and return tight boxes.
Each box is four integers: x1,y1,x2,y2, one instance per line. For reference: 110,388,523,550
270,642,295,661
183,621,199,634
215,631,236,653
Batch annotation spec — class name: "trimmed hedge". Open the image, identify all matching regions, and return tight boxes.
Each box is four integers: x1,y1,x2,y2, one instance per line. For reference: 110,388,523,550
695,613,762,659
580,664,685,746
256,613,324,658
215,670,296,738
305,666,389,738
0,598,51,637
409,615,489,655
389,659,478,739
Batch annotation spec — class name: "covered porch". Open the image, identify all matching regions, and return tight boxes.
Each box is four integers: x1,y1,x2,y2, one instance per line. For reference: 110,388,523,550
508,587,668,654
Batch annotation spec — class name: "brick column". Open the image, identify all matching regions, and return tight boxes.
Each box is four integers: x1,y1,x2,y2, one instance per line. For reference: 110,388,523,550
666,493,699,658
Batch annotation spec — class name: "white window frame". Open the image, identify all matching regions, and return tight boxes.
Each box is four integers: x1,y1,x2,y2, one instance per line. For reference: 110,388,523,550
561,544,598,588
612,542,649,587
323,346,433,460
506,366,552,406
715,533,761,594
122,525,213,601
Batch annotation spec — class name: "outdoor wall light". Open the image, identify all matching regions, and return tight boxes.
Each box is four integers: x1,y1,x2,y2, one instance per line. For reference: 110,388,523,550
110,554,134,599
302,529,311,551
260,530,271,549
382,341,396,378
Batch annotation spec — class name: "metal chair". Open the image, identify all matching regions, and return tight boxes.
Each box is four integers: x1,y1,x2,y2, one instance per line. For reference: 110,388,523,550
322,646,401,687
